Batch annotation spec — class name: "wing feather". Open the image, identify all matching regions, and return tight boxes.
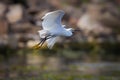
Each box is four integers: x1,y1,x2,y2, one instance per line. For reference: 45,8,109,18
42,10,65,30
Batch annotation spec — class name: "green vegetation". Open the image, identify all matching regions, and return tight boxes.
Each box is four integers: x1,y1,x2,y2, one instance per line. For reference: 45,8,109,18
0,42,120,79
9,72,119,80
0,42,120,61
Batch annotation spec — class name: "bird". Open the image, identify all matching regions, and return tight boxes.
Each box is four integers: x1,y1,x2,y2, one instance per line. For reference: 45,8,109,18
33,10,74,49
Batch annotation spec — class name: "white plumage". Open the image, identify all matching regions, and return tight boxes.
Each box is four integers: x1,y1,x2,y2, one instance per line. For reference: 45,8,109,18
34,10,73,49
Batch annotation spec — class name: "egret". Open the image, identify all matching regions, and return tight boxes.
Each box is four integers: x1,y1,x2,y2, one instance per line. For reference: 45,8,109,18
33,10,74,49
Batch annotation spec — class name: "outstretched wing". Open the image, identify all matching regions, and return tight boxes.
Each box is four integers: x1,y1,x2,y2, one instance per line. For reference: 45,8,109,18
42,10,65,30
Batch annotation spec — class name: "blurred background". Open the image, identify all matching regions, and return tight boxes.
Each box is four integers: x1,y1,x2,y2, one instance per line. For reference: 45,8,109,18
0,0,120,80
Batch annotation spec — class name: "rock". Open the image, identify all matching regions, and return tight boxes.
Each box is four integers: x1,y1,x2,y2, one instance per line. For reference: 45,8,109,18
11,22,32,33
47,0,61,8
77,4,113,35
77,14,112,35
100,3,120,28
8,35,18,48
27,40,37,48
6,4,23,23
0,3,7,17
0,19,8,35
0,35,8,46
27,0,48,11
77,2,120,42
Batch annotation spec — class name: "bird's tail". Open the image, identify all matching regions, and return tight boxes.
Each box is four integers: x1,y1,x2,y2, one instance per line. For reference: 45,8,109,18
46,37,59,49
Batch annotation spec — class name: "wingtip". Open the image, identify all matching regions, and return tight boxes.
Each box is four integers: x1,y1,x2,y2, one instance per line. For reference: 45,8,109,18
55,10,65,15
41,10,65,19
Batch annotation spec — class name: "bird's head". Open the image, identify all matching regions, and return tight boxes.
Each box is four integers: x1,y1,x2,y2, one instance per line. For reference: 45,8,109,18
66,28,81,36
66,28,74,32
67,28,80,32
65,28,73,36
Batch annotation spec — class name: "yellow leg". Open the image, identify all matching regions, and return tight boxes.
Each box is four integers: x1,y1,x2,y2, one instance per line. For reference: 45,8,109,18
33,38,46,49
32,42,41,49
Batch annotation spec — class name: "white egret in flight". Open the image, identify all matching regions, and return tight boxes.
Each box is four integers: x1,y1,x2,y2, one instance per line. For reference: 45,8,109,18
33,10,74,49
